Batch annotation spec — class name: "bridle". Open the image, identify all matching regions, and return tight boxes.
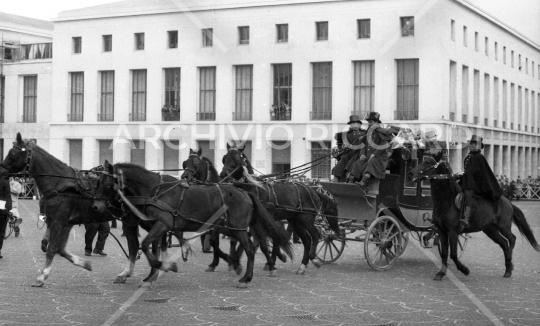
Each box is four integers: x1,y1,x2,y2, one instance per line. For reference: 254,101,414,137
1,144,33,175
182,154,208,182
414,160,454,181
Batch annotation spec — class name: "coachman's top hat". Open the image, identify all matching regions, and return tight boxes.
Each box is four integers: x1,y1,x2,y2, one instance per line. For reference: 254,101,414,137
364,112,381,123
469,135,484,149
347,115,362,124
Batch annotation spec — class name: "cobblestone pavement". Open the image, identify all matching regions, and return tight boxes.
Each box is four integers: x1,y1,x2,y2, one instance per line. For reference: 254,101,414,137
0,200,539,326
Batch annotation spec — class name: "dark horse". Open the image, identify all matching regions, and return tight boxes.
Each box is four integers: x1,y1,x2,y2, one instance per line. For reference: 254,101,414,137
93,161,293,287
206,145,340,275
0,133,172,286
409,151,540,280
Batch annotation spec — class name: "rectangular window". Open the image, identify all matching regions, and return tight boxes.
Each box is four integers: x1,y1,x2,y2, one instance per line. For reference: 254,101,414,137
311,141,331,180
519,54,522,70
234,65,253,121
69,72,84,122
494,77,499,126
69,140,83,170
163,140,179,175
131,69,146,121
311,62,332,120
532,61,535,77
130,140,145,168
23,76,37,123
525,88,529,131
198,67,216,121
484,73,490,125
449,61,457,120
271,141,291,174
163,68,180,121
0,76,4,123
103,35,112,52
450,20,455,41
316,22,328,41
353,61,374,117
358,19,371,39
277,24,288,43
495,42,498,60
99,140,113,164
100,71,114,121
202,28,213,47
72,37,81,54
502,80,507,125
401,17,414,37
135,33,144,50
518,86,522,130
238,26,249,45
272,63,292,121
462,65,469,122
511,51,514,68
463,26,468,47
168,31,178,48
526,58,528,74
197,140,215,164
474,31,478,51
473,70,479,123
503,46,506,64
396,59,419,120
511,83,515,128
485,37,489,56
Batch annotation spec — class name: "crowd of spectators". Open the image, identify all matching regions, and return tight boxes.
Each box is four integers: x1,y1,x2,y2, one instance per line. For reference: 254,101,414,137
497,175,540,200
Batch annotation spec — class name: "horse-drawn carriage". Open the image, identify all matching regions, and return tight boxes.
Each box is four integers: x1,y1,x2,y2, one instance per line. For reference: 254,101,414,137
314,134,467,271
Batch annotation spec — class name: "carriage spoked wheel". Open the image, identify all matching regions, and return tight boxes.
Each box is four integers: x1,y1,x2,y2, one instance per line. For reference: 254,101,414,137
364,216,405,271
436,233,468,258
315,223,345,264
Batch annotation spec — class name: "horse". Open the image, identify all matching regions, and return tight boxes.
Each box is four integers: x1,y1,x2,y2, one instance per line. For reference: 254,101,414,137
93,161,294,287
214,145,340,275
0,133,175,286
409,150,540,280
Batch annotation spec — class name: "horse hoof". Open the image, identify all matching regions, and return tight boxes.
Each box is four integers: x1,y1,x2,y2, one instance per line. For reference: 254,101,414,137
462,267,470,276
263,263,269,271
205,266,216,272
83,260,92,271
433,273,445,281
31,280,45,288
295,269,306,275
311,259,322,268
503,272,512,278
278,254,287,263
268,270,277,277
235,265,243,276
237,283,248,289
114,276,127,283
169,262,178,273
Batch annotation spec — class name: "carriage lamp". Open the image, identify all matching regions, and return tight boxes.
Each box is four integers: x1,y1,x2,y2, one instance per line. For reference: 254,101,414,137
401,148,412,161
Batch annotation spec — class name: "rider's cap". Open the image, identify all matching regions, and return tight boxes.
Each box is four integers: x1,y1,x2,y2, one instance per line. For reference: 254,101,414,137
364,112,381,123
347,115,362,124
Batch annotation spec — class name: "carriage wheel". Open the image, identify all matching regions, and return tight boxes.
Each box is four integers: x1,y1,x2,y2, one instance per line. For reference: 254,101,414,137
315,229,345,264
437,233,468,258
364,216,405,271
397,231,409,257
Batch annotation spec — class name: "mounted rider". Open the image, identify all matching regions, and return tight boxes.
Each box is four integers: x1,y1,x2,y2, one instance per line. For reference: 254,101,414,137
347,112,393,192
458,135,502,231
331,115,366,182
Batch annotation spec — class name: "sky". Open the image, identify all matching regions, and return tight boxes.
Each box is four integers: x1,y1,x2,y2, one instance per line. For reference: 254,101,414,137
1,0,539,44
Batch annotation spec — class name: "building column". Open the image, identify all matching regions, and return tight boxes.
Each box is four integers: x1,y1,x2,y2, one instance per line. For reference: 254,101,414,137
449,148,462,172
533,147,538,178
525,146,531,178
503,145,510,180
82,137,95,169
493,145,502,176
484,144,493,171
518,146,525,180
510,146,518,181
144,139,160,171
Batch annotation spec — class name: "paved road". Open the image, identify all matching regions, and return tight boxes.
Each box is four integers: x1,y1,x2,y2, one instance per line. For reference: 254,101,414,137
0,200,539,326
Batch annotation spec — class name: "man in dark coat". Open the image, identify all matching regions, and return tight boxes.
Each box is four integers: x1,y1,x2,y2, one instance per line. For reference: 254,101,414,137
459,135,502,231
331,115,365,182
0,176,13,258
348,112,393,192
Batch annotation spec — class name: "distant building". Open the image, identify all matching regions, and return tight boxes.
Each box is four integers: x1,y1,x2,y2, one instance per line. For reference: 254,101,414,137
0,12,53,154
4,0,540,180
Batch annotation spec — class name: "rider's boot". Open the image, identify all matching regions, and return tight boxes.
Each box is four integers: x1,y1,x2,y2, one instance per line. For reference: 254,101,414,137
459,206,471,233
346,173,356,183
357,173,370,193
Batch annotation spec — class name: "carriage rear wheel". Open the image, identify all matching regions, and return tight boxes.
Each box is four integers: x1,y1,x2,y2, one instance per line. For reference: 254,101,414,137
364,216,405,271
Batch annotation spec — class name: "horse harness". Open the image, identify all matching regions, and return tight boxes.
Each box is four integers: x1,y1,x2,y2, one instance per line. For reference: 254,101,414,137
251,180,321,216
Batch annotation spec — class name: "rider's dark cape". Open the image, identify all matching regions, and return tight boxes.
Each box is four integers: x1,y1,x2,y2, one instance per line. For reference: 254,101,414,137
462,151,503,199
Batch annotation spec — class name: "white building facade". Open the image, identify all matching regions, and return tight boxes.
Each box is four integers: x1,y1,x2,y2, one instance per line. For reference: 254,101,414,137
46,0,539,180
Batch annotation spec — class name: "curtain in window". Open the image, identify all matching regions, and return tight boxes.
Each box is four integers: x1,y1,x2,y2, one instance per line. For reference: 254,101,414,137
165,68,181,109
312,62,332,117
100,71,114,121
311,141,331,180
235,65,252,120
199,67,216,115
132,70,146,121
396,59,419,120
23,76,37,122
273,64,292,106
70,72,84,121
353,61,374,116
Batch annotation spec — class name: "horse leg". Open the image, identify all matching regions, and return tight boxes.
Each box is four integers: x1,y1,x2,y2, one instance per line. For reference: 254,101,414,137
206,230,229,272
234,231,254,288
303,215,322,268
484,225,516,278
228,237,244,275
434,230,449,281
258,237,277,277
57,225,92,271
140,222,169,279
115,222,140,283
449,231,470,276
291,221,312,275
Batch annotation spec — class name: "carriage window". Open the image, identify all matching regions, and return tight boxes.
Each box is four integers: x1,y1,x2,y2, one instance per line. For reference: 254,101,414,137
403,158,418,189
421,156,431,188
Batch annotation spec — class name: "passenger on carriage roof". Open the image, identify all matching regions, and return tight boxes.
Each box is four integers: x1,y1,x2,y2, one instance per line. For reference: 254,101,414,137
458,135,502,232
347,112,393,193
331,115,366,182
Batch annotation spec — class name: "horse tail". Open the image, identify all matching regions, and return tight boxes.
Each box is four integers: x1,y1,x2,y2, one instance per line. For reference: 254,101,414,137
316,191,340,236
246,191,294,260
511,204,540,252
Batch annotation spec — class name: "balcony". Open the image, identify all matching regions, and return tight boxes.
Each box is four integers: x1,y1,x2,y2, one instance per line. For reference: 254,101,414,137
310,111,332,120
22,114,36,123
129,111,146,121
197,112,215,121
68,113,83,122
98,113,114,122
270,103,291,121
394,110,418,120
162,111,180,121
233,111,252,121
